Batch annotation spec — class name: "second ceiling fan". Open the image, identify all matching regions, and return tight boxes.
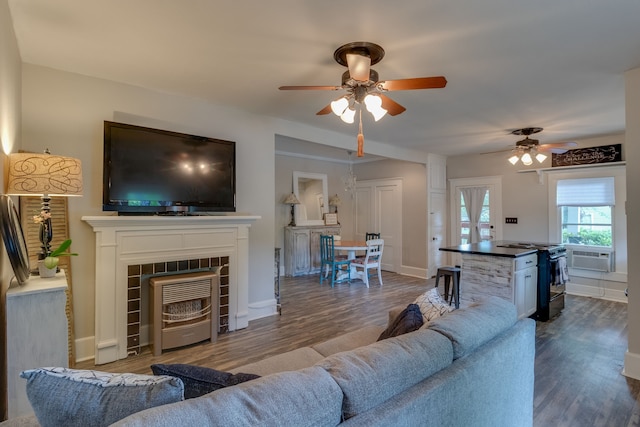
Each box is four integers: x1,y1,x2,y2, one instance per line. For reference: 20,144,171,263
279,42,447,156
507,127,577,165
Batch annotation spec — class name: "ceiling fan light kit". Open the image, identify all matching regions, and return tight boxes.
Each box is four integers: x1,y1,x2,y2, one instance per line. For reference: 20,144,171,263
279,41,447,156
505,127,575,166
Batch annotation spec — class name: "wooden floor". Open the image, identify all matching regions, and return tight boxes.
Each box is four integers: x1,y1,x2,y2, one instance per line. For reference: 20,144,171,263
77,272,640,426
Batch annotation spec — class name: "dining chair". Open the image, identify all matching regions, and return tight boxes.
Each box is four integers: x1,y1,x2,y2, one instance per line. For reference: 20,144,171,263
319,235,351,287
356,232,381,259
365,232,381,241
351,238,384,287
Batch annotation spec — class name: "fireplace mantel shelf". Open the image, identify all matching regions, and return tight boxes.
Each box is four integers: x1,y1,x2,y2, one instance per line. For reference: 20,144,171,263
82,214,261,228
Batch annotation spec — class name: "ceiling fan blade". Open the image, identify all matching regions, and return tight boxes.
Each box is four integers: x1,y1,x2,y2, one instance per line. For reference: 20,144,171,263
481,148,513,155
279,85,342,91
379,76,447,91
316,104,332,115
538,142,578,154
378,94,406,116
346,53,371,82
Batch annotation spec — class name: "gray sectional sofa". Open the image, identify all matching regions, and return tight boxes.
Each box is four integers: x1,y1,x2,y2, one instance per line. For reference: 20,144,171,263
115,296,535,426
4,295,535,426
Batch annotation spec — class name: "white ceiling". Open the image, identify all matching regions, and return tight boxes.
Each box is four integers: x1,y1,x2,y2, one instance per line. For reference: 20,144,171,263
8,1,640,159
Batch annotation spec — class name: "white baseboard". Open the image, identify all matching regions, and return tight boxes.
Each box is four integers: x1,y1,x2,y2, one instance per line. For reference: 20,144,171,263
566,282,628,303
74,336,95,363
399,265,427,279
248,298,278,321
624,351,640,380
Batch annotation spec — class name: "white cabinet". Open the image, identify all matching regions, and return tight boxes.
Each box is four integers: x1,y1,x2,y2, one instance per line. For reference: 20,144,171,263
514,265,538,319
6,272,68,419
284,226,340,276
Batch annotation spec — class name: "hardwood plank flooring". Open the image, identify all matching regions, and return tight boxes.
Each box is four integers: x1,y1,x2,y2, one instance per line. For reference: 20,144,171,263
77,272,640,426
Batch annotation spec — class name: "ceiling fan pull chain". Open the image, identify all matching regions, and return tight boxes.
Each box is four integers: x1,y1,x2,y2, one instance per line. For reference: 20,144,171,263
357,109,364,157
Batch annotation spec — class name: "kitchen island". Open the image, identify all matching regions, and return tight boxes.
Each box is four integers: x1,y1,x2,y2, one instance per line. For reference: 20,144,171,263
440,241,538,319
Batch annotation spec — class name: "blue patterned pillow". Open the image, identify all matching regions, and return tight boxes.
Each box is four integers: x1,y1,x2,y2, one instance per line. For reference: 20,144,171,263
20,367,184,427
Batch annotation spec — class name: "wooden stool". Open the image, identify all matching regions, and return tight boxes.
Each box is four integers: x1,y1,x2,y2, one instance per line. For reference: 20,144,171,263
435,266,461,309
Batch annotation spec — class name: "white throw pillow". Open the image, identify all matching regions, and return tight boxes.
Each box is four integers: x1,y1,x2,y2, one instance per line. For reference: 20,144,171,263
413,288,454,325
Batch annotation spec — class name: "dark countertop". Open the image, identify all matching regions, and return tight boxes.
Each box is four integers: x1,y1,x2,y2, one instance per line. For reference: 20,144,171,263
439,241,538,258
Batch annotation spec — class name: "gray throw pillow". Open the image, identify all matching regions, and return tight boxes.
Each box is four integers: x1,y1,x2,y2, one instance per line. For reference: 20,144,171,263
377,303,424,340
20,367,184,427
151,364,260,398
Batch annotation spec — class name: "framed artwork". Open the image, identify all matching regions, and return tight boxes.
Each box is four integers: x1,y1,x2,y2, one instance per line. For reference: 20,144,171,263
324,213,338,225
0,195,31,286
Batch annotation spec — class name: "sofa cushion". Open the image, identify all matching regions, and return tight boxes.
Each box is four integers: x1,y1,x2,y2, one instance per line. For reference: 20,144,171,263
413,287,454,324
427,296,518,359
229,346,325,376
150,364,260,399
20,367,183,427
111,366,343,427
377,303,423,341
312,325,385,357
318,329,453,419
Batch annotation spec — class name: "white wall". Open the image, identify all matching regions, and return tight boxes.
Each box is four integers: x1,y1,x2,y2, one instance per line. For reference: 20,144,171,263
275,154,428,273
447,133,627,299
0,0,21,418
19,64,339,361
20,63,433,361
624,67,640,379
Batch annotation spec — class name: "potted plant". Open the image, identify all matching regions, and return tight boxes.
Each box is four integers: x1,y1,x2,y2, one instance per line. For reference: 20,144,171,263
39,239,77,277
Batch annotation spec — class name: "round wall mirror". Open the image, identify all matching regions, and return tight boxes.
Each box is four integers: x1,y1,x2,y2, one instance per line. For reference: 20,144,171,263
0,195,31,285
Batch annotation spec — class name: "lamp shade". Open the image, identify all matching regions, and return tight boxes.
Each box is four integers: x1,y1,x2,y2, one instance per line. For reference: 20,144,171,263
6,152,83,197
283,193,300,205
329,194,342,207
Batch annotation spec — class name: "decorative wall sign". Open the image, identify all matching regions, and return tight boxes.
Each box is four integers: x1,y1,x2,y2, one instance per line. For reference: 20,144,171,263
552,144,622,167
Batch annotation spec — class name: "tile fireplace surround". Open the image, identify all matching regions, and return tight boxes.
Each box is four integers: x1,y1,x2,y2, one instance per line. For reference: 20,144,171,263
82,215,260,364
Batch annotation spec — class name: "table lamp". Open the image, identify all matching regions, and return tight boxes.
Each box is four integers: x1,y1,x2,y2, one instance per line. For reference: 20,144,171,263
283,193,300,226
6,150,83,260
329,194,342,215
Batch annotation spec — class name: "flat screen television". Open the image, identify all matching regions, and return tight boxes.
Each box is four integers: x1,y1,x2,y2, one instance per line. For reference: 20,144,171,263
103,121,236,214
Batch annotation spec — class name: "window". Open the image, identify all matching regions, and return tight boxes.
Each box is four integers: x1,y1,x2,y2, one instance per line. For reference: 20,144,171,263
556,177,614,248
460,190,491,244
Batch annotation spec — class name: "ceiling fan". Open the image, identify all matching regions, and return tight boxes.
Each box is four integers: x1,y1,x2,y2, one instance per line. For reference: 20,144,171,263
279,42,447,156
506,127,577,165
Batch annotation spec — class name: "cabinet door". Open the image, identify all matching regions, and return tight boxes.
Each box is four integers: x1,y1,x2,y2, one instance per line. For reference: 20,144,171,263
292,230,311,275
514,267,537,319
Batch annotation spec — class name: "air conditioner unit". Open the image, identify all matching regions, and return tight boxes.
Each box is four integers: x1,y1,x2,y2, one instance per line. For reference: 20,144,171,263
567,248,615,272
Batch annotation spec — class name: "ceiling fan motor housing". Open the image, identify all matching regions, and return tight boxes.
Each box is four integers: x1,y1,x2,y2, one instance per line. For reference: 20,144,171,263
341,70,379,87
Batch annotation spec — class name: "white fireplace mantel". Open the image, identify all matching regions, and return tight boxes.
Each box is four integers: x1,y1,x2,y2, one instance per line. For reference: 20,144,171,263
82,215,260,364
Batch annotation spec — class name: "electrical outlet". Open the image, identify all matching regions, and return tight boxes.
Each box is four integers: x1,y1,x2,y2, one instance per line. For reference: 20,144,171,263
505,217,518,224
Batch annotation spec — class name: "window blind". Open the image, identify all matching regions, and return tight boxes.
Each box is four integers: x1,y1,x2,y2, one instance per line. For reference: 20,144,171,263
556,177,615,206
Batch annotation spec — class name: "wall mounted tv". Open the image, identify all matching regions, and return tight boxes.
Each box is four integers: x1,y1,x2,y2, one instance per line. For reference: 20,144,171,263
103,121,236,214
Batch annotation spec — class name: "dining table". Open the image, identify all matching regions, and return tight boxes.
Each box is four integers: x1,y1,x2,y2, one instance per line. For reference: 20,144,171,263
333,240,368,281
333,240,368,260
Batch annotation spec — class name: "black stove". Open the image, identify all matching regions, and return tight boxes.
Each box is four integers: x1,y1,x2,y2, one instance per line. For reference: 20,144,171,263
520,242,567,321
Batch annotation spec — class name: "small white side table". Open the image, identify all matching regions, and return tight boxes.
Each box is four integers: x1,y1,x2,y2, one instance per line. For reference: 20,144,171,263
6,271,68,419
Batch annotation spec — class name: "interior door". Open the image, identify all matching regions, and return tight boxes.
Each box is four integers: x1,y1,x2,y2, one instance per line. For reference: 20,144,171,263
355,178,402,272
